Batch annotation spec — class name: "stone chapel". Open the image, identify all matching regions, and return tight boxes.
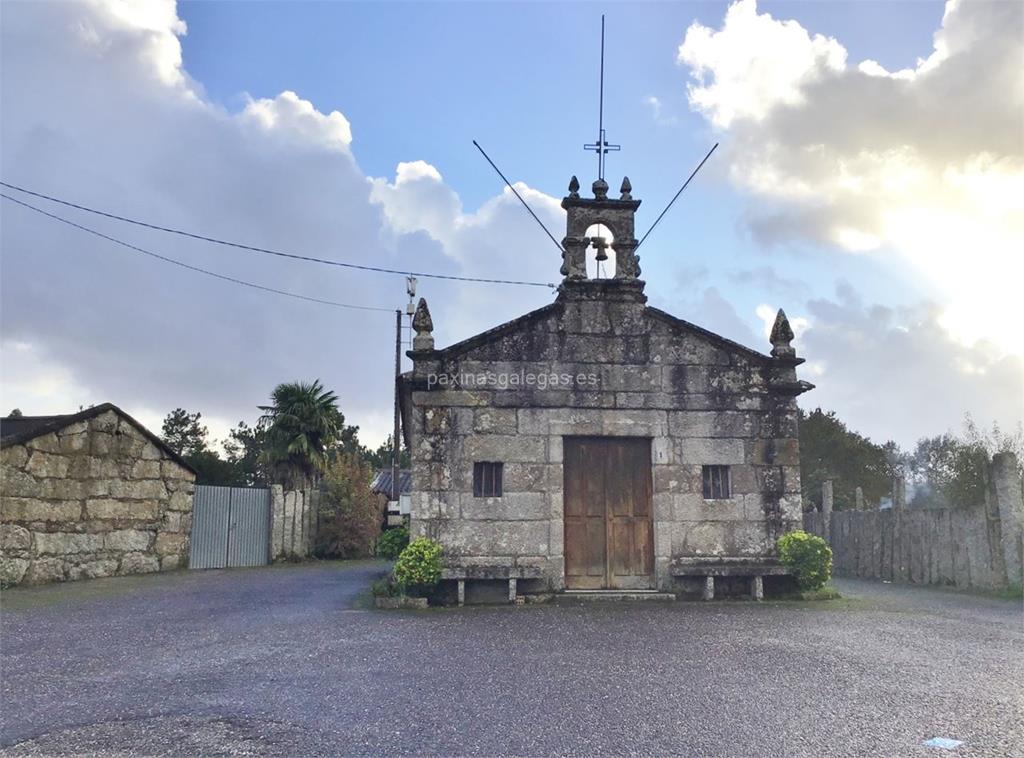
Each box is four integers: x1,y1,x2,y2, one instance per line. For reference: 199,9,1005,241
400,174,813,602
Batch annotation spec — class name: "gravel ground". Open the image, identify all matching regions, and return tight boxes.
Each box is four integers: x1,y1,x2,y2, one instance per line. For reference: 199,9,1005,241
1,562,1021,757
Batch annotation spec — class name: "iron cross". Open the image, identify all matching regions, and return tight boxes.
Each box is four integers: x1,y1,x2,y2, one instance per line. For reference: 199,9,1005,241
583,15,620,181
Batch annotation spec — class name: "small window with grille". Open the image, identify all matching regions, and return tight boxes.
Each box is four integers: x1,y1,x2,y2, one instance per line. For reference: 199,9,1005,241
702,465,732,500
473,461,503,498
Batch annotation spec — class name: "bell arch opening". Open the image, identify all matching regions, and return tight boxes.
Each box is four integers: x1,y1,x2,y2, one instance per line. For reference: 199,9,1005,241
584,223,616,280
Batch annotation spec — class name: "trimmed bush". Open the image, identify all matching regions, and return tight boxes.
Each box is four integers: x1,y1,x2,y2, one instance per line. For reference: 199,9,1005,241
376,526,409,560
777,530,833,591
393,537,443,595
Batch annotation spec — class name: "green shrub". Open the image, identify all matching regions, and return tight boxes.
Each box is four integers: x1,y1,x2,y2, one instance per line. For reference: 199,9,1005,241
777,530,833,591
371,576,402,598
376,526,409,560
393,537,443,595
314,454,381,559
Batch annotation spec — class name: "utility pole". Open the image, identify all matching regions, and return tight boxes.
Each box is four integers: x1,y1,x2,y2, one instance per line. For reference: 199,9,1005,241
391,308,401,503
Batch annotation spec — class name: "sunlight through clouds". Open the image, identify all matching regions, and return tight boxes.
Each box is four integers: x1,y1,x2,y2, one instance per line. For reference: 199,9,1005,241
0,0,551,444
677,0,1024,355
1,0,1019,449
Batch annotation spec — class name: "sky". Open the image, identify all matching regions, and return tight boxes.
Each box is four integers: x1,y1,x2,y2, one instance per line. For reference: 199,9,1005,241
1,0,1021,452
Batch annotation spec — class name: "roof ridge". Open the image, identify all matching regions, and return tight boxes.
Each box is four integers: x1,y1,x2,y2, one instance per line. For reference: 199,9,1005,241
645,307,771,363
2,413,73,421
0,403,196,475
430,302,560,359
418,302,770,363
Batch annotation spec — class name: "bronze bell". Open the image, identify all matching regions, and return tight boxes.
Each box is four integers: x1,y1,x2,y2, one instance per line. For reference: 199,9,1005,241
591,236,609,262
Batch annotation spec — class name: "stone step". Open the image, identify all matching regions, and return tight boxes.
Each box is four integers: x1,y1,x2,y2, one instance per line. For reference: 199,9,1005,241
555,590,676,603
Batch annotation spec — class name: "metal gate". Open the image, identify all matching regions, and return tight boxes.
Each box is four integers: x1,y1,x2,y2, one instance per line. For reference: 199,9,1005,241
190,485,271,569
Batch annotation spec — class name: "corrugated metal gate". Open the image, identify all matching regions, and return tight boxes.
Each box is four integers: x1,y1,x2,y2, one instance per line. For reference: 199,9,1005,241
190,485,271,569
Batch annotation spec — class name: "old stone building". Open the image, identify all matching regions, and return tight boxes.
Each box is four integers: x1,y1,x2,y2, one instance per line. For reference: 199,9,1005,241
0,404,195,586
401,175,813,601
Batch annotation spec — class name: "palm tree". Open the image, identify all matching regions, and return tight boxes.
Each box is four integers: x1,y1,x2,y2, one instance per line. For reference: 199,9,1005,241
258,380,343,489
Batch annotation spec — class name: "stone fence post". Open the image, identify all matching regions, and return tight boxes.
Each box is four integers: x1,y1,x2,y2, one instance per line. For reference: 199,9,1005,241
893,473,906,510
991,452,1024,586
306,488,321,556
822,480,833,537
268,485,320,561
269,484,285,561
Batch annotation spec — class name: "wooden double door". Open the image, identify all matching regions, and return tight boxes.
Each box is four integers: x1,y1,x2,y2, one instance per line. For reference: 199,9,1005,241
564,437,654,590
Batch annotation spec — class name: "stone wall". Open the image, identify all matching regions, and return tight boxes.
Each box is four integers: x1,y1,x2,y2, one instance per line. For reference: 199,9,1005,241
269,485,319,561
407,281,808,591
804,453,1024,591
0,409,195,586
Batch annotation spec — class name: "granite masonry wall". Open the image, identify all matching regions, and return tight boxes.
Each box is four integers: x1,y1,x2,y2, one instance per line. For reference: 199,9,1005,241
269,485,319,561
0,410,195,586
406,280,809,591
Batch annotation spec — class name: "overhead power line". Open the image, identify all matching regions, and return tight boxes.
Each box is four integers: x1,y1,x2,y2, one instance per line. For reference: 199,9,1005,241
1,193,396,312
0,181,557,289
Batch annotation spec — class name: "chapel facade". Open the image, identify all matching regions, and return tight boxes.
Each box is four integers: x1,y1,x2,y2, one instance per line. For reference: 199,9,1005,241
400,175,813,601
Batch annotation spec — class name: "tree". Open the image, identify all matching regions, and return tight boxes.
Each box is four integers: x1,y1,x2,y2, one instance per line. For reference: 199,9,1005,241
798,408,900,511
161,409,209,457
222,421,269,487
184,449,247,487
259,380,344,488
162,408,248,486
907,415,1022,508
963,415,1024,466
334,422,367,460
7,408,23,418
364,434,410,472
908,434,988,508
315,453,381,559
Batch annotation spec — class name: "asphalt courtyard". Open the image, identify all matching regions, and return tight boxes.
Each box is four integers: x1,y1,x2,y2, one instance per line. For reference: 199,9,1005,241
1,562,1021,757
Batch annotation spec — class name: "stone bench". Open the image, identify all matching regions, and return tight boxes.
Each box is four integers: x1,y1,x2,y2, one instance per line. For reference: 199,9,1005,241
441,565,544,605
668,558,791,601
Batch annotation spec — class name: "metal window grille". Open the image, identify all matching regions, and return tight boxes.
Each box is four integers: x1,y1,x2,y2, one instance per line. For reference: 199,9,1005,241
473,461,503,498
702,465,731,499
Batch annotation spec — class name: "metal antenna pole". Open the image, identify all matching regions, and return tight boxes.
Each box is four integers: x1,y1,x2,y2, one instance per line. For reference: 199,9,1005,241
584,15,619,179
473,140,565,254
635,143,718,251
598,14,605,180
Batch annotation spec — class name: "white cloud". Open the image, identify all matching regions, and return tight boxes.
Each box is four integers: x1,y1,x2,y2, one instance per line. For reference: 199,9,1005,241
393,160,443,184
241,91,353,152
796,286,1023,448
659,281,1022,448
644,95,678,126
370,166,563,265
369,167,563,341
677,0,1024,355
0,0,556,447
0,340,95,416
83,0,190,88
3,0,1018,454
678,0,846,127
369,161,461,242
